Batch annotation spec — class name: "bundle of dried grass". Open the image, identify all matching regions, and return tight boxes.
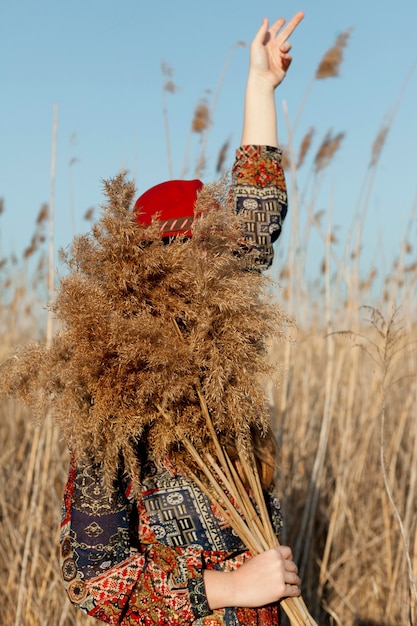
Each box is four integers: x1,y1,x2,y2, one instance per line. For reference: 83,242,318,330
173,387,318,625
0,173,289,484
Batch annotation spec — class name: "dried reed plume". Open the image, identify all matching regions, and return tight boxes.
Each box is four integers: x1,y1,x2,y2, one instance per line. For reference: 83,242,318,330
370,124,390,167
281,147,290,171
23,206,48,260
161,61,176,85
216,137,230,174
83,207,94,221
36,203,48,225
297,127,315,169
192,98,210,133
314,130,345,173
315,29,352,80
0,173,289,487
161,61,178,178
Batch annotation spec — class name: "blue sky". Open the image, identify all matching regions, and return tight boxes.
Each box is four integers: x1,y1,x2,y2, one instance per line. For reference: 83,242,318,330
1,0,417,287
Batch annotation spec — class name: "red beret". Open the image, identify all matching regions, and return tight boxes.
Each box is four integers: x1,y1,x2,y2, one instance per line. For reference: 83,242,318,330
134,179,204,237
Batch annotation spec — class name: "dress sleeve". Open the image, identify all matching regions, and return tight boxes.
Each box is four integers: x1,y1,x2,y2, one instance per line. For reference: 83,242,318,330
60,454,211,624
232,144,288,270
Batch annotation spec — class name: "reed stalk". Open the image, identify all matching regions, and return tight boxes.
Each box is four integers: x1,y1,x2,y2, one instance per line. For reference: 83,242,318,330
164,319,318,623
46,102,58,348
180,409,318,625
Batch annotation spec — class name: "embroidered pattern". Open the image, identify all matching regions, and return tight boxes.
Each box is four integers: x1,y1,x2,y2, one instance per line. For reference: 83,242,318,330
139,467,243,553
233,145,288,270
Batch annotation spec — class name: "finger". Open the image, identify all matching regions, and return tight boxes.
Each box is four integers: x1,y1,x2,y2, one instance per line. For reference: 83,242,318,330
252,17,270,46
284,560,298,574
286,571,301,585
278,545,293,560
281,54,292,72
269,17,286,38
275,11,304,44
285,583,302,597
279,41,292,53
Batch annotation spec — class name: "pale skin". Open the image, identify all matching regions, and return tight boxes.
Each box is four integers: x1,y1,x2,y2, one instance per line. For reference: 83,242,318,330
203,11,304,611
241,11,304,147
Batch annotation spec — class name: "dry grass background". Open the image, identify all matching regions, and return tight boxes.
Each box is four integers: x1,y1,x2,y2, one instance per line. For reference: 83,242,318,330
1,31,417,626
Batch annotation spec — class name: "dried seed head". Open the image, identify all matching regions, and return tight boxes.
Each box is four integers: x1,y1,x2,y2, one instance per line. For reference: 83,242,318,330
23,226,45,258
84,207,95,222
359,268,377,291
315,29,352,79
192,99,210,133
164,80,178,94
23,242,37,259
37,203,48,225
296,127,315,169
280,147,290,171
279,267,290,280
161,62,178,93
314,210,325,225
405,261,417,273
160,61,173,77
314,130,345,173
351,247,361,260
216,138,230,174
369,125,389,167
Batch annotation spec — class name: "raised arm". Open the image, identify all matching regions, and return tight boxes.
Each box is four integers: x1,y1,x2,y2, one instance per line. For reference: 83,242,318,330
241,12,304,146
232,12,304,270
204,15,306,607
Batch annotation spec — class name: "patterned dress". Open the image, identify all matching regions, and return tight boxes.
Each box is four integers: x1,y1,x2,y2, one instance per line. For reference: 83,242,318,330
60,145,288,625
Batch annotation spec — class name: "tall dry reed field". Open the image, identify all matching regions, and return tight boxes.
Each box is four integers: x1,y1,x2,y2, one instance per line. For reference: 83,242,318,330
269,30,417,626
1,30,416,626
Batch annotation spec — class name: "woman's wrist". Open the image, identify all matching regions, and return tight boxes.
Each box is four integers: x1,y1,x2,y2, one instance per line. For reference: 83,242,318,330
203,569,237,610
246,70,277,94
241,67,279,147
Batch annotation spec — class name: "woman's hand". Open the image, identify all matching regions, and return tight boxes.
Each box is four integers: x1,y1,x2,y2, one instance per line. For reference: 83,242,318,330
241,12,304,146
204,546,301,610
249,12,304,89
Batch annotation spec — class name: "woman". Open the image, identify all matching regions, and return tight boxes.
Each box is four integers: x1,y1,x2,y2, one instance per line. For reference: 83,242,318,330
60,12,304,625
